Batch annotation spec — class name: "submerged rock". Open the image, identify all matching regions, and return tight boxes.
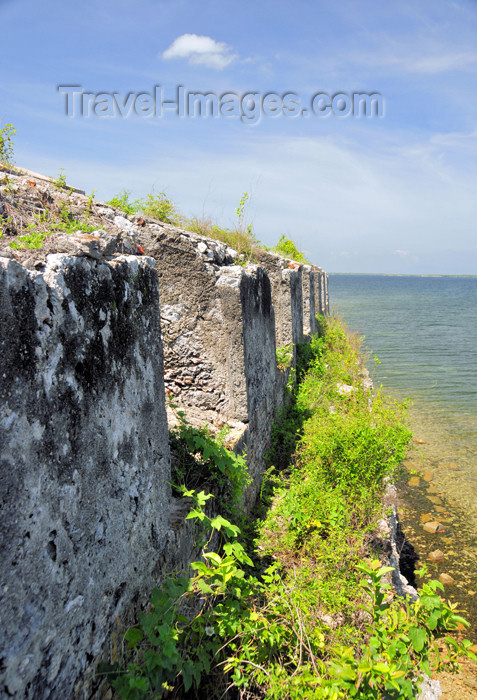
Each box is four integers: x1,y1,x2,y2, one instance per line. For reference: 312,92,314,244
428,550,445,563
423,521,445,534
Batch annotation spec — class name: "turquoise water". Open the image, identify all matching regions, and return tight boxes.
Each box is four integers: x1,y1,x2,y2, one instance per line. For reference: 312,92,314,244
330,274,477,635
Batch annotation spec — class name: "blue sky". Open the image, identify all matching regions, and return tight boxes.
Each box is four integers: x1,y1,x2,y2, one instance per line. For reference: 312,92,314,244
1,0,477,273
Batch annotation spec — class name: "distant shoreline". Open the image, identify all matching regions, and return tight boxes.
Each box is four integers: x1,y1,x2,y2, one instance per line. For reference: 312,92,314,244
329,272,477,278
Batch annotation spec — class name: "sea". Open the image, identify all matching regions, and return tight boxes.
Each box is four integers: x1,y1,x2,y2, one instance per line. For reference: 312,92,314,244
329,274,477,640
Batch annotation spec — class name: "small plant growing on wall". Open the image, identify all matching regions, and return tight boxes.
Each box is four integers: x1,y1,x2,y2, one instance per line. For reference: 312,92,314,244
0,123,17,166
141,191,181,225
268,234,310,264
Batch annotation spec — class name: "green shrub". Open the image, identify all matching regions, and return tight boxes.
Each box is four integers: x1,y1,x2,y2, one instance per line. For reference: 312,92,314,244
0,123,16,165
140,192,181,225
170,409,250,516
269,234,310,264
106,190,141,216
276,343,294,370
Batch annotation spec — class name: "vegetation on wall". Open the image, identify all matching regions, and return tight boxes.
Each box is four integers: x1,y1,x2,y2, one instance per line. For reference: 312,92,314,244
0,124,308,261
169,409,250,519
0,124,306,260
6,190,96,248
106,186,309,263
0,123,17,166
106,190,182,225
266,234,310,264
99,317,475,699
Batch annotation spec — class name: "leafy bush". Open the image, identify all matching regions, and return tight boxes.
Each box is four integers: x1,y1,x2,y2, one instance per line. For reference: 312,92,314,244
99,501,475,699
276,343,294,370
170,409,250,516
106,190,141,216
269,234,310,264
0,123,16,165
141,192,181,225
52,168,70,191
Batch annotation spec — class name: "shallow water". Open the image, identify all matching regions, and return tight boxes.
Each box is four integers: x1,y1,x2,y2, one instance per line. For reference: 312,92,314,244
330,274,477,640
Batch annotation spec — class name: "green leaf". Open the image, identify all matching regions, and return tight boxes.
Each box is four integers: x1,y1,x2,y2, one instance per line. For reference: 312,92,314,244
191,561,209,575
182,659,200,692
373,662,390,674
409,626,427,653
97,661,120,677
124,628,144,648
426,611,440,630
129,676,150,690
186,507,205,521
202,442,216,461
197,579,214,594
203,551,222,565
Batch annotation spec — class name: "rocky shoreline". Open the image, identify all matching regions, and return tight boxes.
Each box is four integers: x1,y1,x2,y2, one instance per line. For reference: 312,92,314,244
391,439,477,698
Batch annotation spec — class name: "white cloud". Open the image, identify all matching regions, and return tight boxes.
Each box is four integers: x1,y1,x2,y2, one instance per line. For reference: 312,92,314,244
393,250,410,257
162,34,237,70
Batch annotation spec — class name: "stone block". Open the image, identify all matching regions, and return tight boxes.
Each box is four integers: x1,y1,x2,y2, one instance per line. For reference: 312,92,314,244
0,254,171,698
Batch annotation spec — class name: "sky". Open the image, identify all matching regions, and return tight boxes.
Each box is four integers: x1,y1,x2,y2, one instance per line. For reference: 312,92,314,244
1,0,477,274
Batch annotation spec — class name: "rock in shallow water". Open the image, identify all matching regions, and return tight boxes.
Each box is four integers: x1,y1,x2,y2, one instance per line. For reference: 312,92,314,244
423,521,445,534
438,573,456,586
428,550,445,563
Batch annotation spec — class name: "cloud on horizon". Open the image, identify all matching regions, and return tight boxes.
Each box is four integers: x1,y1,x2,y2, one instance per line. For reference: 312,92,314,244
162,34,237,70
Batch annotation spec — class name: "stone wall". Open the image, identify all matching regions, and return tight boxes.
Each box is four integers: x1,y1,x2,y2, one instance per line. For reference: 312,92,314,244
0,254,171,698
325,272,330,314
312,265,328,318
0,170,329,698
302,265,318,337
254,249,304,361
132,221,266,423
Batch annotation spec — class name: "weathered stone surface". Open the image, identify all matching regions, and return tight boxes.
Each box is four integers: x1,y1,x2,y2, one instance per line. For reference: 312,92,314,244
312,265,327,318
418,675,442,700
438,573,456,586
324,271,329,314
337,382,354,395
240,265,278,498
133,221,281,502
302,265,318,336
254,249,304,355
0,253,171,698
134,224,277,427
